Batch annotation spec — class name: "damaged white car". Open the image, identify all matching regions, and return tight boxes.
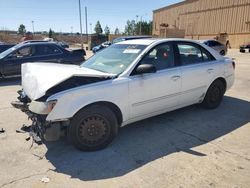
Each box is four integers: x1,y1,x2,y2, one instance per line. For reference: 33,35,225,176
12,39,235,151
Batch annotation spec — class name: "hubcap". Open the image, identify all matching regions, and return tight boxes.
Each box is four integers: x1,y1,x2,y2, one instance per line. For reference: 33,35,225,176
78,115,110,145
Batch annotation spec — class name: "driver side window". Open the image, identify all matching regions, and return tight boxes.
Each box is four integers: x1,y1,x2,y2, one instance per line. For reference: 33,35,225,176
140,43,175,71
13,47,32,58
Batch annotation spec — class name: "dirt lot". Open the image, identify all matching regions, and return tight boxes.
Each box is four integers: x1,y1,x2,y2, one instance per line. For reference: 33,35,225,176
0,49,249,188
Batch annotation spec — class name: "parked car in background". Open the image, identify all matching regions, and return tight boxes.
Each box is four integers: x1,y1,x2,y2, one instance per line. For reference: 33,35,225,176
112,35,152,44
239,43,250,53
199,40,227,56
92,36,152,53
0,41,85,78
12,38,235,151
92,41,111,53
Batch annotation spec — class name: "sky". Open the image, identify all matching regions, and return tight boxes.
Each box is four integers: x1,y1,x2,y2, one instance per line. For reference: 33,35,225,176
0,0,181,33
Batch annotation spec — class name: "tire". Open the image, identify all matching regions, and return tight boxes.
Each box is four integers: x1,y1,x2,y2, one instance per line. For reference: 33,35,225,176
202,80,225,109
220,50,225,56
68,105,118,151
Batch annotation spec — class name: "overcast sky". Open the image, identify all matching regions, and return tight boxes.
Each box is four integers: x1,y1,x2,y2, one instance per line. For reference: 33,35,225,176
0,0,181,33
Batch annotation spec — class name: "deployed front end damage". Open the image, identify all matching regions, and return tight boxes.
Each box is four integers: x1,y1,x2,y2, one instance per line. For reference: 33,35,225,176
11,63,116,144
11,90,68,144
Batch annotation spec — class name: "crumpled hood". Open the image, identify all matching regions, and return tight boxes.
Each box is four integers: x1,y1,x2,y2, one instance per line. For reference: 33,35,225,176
22,63,116,100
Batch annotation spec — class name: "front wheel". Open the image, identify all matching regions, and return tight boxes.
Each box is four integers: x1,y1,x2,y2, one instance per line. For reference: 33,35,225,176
68,105,118,151
202,80,225,109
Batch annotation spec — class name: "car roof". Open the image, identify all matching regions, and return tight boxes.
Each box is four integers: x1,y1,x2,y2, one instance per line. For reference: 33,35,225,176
115,35,151,40
117,38,206,46
21,41,61,47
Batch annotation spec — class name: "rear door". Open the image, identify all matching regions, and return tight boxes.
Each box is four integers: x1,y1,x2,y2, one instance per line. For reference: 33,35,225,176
32,44,63,63
176,42,218,105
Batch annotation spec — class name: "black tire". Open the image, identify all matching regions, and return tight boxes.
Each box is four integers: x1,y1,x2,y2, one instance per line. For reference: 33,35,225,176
220,50,225,56
202,80,225,109
68,105,118,151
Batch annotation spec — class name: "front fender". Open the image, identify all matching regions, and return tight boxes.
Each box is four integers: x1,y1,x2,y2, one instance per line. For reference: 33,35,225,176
46,78,129,122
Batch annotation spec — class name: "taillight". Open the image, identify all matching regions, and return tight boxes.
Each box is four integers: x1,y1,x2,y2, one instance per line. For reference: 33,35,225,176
232,61,235,70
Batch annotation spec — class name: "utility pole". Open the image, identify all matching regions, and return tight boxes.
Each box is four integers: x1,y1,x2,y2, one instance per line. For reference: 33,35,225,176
140,16,142,35
78,0,83,49
31,21,35,35
90,23,92,34
85,6,88,45
136,15,139,35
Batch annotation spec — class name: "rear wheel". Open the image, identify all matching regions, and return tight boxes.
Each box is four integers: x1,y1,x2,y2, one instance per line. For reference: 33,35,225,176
68,105,118,151
202,80,225,109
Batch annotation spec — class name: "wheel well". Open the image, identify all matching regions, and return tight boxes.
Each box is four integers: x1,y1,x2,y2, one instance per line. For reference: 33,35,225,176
214,77,227,93
82,101,123,126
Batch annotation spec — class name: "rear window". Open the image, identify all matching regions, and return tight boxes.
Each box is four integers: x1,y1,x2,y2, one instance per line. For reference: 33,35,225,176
177,43,215,65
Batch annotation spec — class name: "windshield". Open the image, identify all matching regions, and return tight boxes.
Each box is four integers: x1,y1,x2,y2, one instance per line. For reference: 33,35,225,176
80,44,146,74
0,43,22,59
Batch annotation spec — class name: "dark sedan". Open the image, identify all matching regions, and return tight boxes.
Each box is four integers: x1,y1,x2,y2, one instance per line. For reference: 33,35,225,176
0,43,15,53
0,41,85,78
240,43,250,53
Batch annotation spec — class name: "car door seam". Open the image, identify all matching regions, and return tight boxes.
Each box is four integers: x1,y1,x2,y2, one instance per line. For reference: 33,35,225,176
132,85,207,107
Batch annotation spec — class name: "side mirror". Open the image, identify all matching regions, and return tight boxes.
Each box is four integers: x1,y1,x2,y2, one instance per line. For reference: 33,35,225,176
136,64,156,74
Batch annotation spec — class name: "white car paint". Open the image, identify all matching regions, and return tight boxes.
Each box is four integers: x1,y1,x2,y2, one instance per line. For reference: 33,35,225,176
22,63,116,100
22,38,235,126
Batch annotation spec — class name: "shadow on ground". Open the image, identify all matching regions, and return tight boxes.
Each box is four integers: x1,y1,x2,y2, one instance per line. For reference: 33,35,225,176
0,77,21,87
44,96,249,180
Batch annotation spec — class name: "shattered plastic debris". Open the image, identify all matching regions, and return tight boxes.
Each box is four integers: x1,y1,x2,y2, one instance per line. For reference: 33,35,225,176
0,128,5,134
40,176,50,183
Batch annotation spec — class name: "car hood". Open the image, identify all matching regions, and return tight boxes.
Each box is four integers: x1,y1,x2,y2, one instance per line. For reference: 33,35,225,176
22,63,116,100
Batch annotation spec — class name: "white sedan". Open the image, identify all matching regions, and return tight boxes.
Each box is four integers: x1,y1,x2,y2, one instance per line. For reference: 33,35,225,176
12,38,235,151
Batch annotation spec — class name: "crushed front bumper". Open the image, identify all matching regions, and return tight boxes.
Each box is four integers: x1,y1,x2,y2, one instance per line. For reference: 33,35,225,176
11,90,64,145
11,100,48,144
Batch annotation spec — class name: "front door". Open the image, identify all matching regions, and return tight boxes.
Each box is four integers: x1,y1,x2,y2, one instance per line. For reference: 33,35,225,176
129,42,181,119
3,46,34,76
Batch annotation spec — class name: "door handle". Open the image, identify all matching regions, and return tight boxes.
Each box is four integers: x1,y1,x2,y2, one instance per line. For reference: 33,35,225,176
207,69,214,74
171,75,181,81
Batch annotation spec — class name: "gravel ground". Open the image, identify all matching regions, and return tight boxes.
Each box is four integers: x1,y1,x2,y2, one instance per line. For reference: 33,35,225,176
0,49,249,188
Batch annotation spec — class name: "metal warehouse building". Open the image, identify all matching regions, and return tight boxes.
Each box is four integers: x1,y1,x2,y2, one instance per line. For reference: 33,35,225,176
153,0,250,48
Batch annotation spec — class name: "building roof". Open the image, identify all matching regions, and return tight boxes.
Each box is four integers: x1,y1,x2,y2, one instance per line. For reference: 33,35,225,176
153,0,199,13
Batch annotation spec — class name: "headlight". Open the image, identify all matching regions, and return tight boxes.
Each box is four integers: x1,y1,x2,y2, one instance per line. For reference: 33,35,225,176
29,100,57,115
47,100,57,113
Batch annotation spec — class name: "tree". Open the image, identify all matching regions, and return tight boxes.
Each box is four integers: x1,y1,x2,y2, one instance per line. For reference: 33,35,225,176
18,24,26,35
48,28,54,38
125,20,137,35
135,21,152,35
94,21,103,35
114,28,120,35
104,25,110,35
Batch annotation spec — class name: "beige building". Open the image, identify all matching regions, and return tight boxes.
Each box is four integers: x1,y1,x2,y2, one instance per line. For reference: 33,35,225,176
153,0,250,48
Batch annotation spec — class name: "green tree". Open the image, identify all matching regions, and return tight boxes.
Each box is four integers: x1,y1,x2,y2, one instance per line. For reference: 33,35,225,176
94,21,103,35
18,24,26,35
125,20,137,35
104,25,110,35
114,28,120,35
48,28,54,38
135,21,152,35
